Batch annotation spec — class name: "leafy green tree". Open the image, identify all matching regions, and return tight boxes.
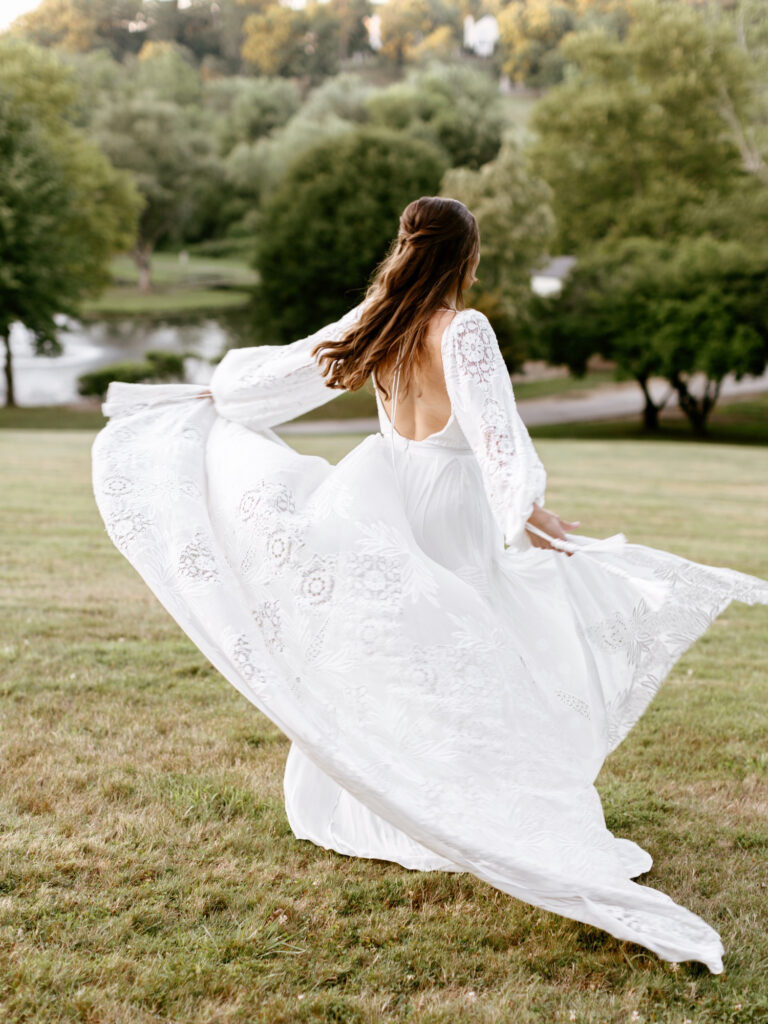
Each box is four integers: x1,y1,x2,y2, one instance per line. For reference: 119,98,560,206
92,97,223,290
377,0,438,66
0,41,140,407
222,73,373,230
241,3,303,76
328,0,373,61
442,140,554,369
529,2,756,252
366,62,504,170
298,71,372,125
133,41,202,105
62,48,126,127
256,127,448,340
8,0,147,58
497,0,577,86
534,237,768,433
715,0,768,194
495,0,628,87
375,0,463,66
202,75,302,154
78,350,186,398
241,0,364,80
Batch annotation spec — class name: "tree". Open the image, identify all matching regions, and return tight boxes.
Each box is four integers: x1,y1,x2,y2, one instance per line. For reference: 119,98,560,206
534,237,768,434
0,41,140,407
255,127,448,341
92,96,222,290
78,350,186,398
495,0,628,87
715,0,768,193
202,75,301,154
222,76,369,219
241,0,363,80
328,0,372,62
528,2,757,252
377,0,438,66
241,3,302,76
497,0,577,86
442,140,555,369
133,41,202,105
366,62,505,170
8,0,147,58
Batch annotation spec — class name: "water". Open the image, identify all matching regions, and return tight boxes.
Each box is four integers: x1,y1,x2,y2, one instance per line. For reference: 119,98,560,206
0,309,264,406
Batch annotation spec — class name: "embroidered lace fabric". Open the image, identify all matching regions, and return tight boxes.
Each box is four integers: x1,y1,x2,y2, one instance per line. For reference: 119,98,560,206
92,305,768,973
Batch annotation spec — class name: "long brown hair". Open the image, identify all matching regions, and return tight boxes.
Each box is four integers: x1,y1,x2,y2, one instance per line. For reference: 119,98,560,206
312,196,479,400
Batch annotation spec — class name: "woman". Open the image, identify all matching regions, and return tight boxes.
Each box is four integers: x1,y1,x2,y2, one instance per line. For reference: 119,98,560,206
92,196,768,973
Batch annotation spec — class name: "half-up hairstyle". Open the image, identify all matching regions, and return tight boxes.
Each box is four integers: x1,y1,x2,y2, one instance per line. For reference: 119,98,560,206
312,196,479,401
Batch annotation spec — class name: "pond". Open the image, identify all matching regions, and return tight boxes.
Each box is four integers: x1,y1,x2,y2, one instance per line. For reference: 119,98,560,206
1,308,264,406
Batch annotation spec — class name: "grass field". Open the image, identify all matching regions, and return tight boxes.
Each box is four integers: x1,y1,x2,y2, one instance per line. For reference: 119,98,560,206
80,254,256,317
1,430,767,1023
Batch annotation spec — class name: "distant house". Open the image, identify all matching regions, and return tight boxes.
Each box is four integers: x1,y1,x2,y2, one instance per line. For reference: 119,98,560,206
463,15,500,58
531,256,577,297
365,12,382,51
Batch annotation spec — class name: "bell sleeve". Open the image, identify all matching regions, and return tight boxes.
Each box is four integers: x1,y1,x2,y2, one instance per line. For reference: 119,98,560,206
209,303,365,431
441,308,547,550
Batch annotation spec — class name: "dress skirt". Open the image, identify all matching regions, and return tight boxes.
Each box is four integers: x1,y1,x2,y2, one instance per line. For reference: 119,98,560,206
92,376,768,973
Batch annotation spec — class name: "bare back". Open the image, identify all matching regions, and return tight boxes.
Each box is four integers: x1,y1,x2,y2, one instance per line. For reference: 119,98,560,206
373,309,456,442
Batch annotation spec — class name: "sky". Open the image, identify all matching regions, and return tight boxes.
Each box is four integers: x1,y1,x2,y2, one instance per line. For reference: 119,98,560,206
0,0,43,30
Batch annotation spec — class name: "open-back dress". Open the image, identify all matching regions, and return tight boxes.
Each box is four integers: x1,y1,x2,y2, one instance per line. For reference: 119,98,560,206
92,304,768,973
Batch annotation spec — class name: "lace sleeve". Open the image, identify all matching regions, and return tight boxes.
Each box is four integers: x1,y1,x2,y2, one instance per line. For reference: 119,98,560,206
442,309,547,549
209,304,365,431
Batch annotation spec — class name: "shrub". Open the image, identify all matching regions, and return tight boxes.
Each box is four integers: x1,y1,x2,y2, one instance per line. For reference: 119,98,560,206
78,350,186,398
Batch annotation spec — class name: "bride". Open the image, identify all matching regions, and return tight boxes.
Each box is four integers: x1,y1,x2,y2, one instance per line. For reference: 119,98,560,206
92,195,768,973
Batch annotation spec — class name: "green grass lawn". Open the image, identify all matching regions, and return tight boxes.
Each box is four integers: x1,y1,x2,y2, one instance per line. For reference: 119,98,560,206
80,253,257,317
108,253,258,288
1,431,767,1022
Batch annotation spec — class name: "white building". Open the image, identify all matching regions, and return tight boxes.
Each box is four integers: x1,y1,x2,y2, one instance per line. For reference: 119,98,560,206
531,256,577,298
365,12,382,52
463,14,500,59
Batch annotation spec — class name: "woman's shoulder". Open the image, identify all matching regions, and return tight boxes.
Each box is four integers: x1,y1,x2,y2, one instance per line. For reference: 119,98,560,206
442,307,494,341
456,307,491,324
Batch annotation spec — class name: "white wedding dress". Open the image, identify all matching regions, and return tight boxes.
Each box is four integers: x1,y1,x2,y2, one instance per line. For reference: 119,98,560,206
92,305,768,973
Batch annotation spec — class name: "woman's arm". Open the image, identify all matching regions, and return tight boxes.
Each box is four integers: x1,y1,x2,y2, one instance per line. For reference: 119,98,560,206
441,309,579,553
526,503,581,556
207,304,364,431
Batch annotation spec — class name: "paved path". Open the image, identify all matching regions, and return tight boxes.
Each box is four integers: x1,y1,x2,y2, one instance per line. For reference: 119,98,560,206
277,370,768,436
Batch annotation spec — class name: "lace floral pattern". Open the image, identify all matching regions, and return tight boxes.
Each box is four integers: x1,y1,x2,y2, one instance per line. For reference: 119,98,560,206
178,530,219,583
240,482,296,522
450,316,498,382
252,600,284,653
107,509,152,551
585,599,657,667
556,690,592,719
347,552,403,611
589,545,768,752
441,310,547,548
299,555,337,607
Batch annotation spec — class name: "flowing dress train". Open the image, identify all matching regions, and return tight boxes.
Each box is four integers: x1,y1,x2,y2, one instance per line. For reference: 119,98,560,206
91,305,768,973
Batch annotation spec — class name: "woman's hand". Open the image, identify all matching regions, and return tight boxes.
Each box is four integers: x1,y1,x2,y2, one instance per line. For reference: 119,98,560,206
525,503,580,556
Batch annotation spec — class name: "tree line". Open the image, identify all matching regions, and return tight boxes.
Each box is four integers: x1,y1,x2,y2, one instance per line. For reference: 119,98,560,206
2,0,768,433
7,0,640,84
